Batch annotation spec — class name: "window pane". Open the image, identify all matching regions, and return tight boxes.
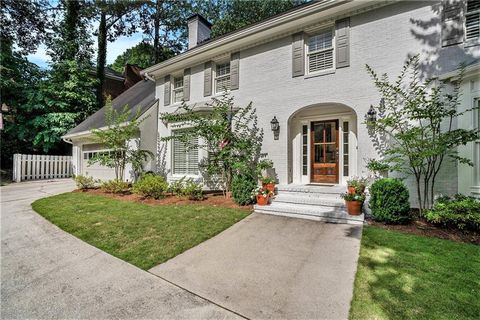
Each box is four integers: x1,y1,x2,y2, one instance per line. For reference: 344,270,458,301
174,77,183,89
173,131,199,175
216,63,230,76
309,49,334,72
216,76,231,91
308,31,333,52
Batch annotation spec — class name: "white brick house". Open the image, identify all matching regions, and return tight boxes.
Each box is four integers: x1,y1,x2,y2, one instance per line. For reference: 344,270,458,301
65,0,479,215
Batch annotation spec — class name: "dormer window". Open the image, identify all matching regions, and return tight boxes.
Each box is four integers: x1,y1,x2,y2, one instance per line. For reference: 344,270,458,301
215,62,231,93
173,76,184,103
307,29,334,73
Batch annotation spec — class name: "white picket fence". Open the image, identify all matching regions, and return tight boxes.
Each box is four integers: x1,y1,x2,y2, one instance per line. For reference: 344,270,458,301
13,154,73,182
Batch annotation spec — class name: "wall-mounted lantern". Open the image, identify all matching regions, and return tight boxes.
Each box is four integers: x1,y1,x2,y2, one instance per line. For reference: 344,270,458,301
366,105,377,123
270,116,280,140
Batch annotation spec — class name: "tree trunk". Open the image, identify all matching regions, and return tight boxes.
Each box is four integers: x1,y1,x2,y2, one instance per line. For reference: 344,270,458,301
96,11,107,109
64,0,81,61
153,0,162,64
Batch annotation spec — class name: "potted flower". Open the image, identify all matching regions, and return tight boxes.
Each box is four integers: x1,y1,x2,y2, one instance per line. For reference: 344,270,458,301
261,176,276,193
347,177,368,194
251,187,273,206
340,192,366,215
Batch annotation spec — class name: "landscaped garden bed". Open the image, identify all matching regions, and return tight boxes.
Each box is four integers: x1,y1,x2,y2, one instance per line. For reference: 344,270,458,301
367,217,480,245
349,226,480,320
76,187,251,209
32,192,251,270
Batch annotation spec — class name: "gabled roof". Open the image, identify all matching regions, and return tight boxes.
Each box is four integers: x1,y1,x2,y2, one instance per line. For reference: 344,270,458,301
64,79,157,138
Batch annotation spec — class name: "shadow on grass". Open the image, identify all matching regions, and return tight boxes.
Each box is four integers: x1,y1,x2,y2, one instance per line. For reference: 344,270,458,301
350,227,480,320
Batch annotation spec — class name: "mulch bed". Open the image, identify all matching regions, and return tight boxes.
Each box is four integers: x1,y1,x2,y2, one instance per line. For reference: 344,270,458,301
366,217,480,245
74,188,252,210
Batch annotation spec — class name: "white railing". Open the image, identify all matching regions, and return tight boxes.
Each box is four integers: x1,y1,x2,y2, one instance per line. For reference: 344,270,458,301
13,154,73,182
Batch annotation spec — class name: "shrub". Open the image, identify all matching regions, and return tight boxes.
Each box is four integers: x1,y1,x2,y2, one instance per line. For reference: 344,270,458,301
168,177,186,196
232,173,257,205
183,178,204,200
101,179,131,194
425,194,480,231
132,174,168,199
369,178,411,224
74,175,96,189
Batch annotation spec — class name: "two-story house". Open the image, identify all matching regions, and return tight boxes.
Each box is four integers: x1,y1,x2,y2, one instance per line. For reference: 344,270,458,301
64,0,479,220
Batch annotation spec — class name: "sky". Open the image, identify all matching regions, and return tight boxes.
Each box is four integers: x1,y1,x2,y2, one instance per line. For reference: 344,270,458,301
27,32,145,69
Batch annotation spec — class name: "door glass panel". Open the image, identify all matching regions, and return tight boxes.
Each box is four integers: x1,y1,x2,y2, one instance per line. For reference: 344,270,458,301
325,144,336,163
314,144,323,162
325,122,336,142
314,123,324,142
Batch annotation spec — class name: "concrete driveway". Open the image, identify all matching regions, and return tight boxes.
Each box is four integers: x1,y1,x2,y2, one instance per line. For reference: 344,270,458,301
1,180,240,319
150,214,362,320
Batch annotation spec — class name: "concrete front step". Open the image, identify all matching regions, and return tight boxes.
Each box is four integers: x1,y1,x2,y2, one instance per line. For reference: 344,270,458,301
276,184,346,195
274,193,345,208
254,202,364,225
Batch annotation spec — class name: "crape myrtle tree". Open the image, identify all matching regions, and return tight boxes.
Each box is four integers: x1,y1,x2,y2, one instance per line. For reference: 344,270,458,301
366,55,479,215
160,93,271,197
89,99,153,181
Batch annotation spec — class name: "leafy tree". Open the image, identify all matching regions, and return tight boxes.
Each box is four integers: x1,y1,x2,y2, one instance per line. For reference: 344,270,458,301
0,0,50,54
209,0,307,37
89,99,153,181
92,0,143,108
160,93,270,196
138,0,189,63
0,39,44,168
109,41,173,72
366,55,479,214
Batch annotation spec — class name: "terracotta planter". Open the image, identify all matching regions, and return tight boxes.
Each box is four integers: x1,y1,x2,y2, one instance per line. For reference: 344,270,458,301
263,183,275,193
345,200,363,215
348,186,366,194
256,194,270,206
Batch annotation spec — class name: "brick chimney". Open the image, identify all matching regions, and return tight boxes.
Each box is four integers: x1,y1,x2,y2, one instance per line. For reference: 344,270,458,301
187,14,212,50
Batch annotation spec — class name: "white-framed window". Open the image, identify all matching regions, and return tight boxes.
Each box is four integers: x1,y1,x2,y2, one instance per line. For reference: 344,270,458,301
172,130,199,175
466,0,480,43
172,76,184,103
215,62,231,93
307,29,334,73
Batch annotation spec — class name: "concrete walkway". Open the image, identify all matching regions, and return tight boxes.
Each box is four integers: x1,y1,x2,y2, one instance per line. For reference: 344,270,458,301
150,214,362,319
1,180,240,319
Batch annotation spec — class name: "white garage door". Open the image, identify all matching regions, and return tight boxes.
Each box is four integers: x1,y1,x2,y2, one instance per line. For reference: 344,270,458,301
82,144,116,181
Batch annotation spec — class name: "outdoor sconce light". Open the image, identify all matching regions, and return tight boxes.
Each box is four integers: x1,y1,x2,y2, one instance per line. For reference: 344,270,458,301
366,105,377,123
270,116,280,140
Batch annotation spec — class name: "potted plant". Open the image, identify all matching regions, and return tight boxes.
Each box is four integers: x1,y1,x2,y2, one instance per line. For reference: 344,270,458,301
340,192,366,215
252,187,273,206
347,177,368,194
261,176,276,192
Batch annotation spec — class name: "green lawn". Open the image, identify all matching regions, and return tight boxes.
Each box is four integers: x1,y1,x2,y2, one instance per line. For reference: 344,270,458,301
350,226,480,320
32,192,250,270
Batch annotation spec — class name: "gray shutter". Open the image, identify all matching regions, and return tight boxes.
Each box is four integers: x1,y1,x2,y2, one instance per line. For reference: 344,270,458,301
204,61,212,96
442,0,464,47
183,68,190,101
292,32,304,77
163,75,171,106
230,52,240,90
335,18,350,69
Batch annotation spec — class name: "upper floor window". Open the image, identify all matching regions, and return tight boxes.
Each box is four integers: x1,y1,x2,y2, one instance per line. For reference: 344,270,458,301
307,29,334,73
172,76,184,103
466,0,480,42
215,62,231,93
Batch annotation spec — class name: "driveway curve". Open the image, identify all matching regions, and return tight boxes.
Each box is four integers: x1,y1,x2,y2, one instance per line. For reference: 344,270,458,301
1,180,240,319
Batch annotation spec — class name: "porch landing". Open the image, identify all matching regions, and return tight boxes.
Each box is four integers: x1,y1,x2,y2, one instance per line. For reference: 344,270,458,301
254,184,364,225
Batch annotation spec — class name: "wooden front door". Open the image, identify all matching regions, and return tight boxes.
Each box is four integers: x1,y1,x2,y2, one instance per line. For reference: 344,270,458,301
311,120,339,183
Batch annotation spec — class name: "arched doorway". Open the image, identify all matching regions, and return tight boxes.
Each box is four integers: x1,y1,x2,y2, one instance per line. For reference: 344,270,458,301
287,103,358,185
